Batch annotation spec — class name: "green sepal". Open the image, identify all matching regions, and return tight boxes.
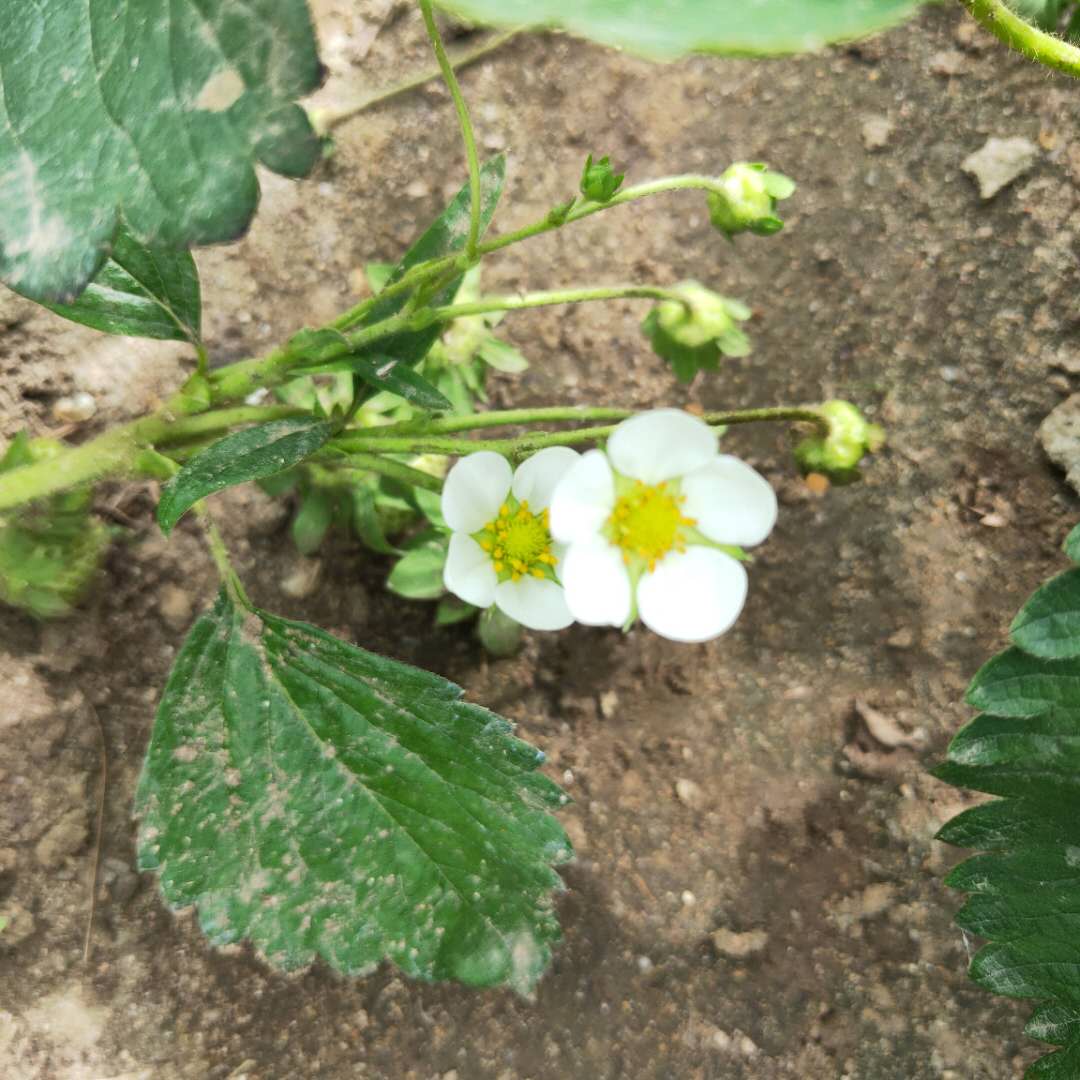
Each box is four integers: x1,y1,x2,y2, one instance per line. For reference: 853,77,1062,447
580,154,624,202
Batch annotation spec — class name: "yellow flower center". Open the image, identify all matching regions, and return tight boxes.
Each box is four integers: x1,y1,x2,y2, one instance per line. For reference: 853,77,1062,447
607,480,696,572
474,499,558,583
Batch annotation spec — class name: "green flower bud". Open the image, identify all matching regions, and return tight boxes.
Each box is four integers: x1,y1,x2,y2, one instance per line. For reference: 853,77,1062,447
580,154,624,203
642,281,752,383
707,162,796,239
794,400,885,482
478,605,523,658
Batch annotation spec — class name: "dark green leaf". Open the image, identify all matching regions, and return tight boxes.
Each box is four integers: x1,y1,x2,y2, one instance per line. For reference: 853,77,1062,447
157,418,334,534
387,531,448,600
291,489,334,555
35,222,202,342
436,0,924,59
939,537,1080,1072
1011,569,1080,659
967,647,1080,718
135,592,570,990
936,799,1080,852
0,0,323,302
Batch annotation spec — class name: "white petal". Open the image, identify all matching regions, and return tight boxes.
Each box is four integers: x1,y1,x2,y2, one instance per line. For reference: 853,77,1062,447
607,409,717,483
441,452,512,533
443,532,497,608
549,449,615,544
494,578,574,631
637,546,747,643
681,454,778,547
560,540,632,627
511,446,580,511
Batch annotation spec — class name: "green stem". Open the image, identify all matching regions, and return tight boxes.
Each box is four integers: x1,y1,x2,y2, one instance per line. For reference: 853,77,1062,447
960,0,1080,76
316,30,518,133
477,175,722,256
424,284,683,323
321,451,444,492
0,404,305,511
332,405,825,462
193,504,252,608
195,342,210,379
420,0,483,260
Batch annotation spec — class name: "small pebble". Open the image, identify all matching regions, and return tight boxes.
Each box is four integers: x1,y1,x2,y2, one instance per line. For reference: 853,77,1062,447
675,778,703,808
51,392,97,423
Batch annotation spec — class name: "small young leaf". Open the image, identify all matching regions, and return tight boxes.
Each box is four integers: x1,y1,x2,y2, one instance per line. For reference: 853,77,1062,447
157,418,335,534
345,357,453,412
352,484,399,556
1027,1004,1080,1047
387,532,449,600
135,592,570,991
291,489,334,555
34,222,202,343
0,0,323,302
436,595,477,627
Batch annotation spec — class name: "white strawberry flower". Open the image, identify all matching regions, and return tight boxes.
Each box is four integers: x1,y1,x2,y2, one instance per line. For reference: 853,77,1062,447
549,409,777,642
441,447,578,631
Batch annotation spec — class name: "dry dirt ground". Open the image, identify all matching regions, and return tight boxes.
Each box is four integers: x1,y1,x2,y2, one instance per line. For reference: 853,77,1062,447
3,2,1080,1077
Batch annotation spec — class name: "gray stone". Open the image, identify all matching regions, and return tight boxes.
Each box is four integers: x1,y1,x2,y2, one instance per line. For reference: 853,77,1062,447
962,136,1039,199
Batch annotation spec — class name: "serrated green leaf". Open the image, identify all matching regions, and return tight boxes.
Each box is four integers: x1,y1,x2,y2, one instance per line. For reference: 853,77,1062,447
135,591,570,991
939,536,1080,1072
1027,1041,1080,1078
157,418,334,534
387,531,449,600
436,0,924,59
1027,1004,1080,1047
0,0,323,302
1012,569,1080,659
967,647,1080,718
936,799,1080,852
33,222,202,342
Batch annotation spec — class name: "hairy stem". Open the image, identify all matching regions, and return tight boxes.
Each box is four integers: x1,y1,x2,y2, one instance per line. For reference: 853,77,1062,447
420,0,484,259
332,405,826,462
960,0,1080,76
424,284,684,323
321,451,444,492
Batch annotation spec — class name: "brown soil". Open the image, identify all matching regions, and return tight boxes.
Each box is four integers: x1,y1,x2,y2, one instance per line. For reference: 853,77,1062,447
3,2,1079,1077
